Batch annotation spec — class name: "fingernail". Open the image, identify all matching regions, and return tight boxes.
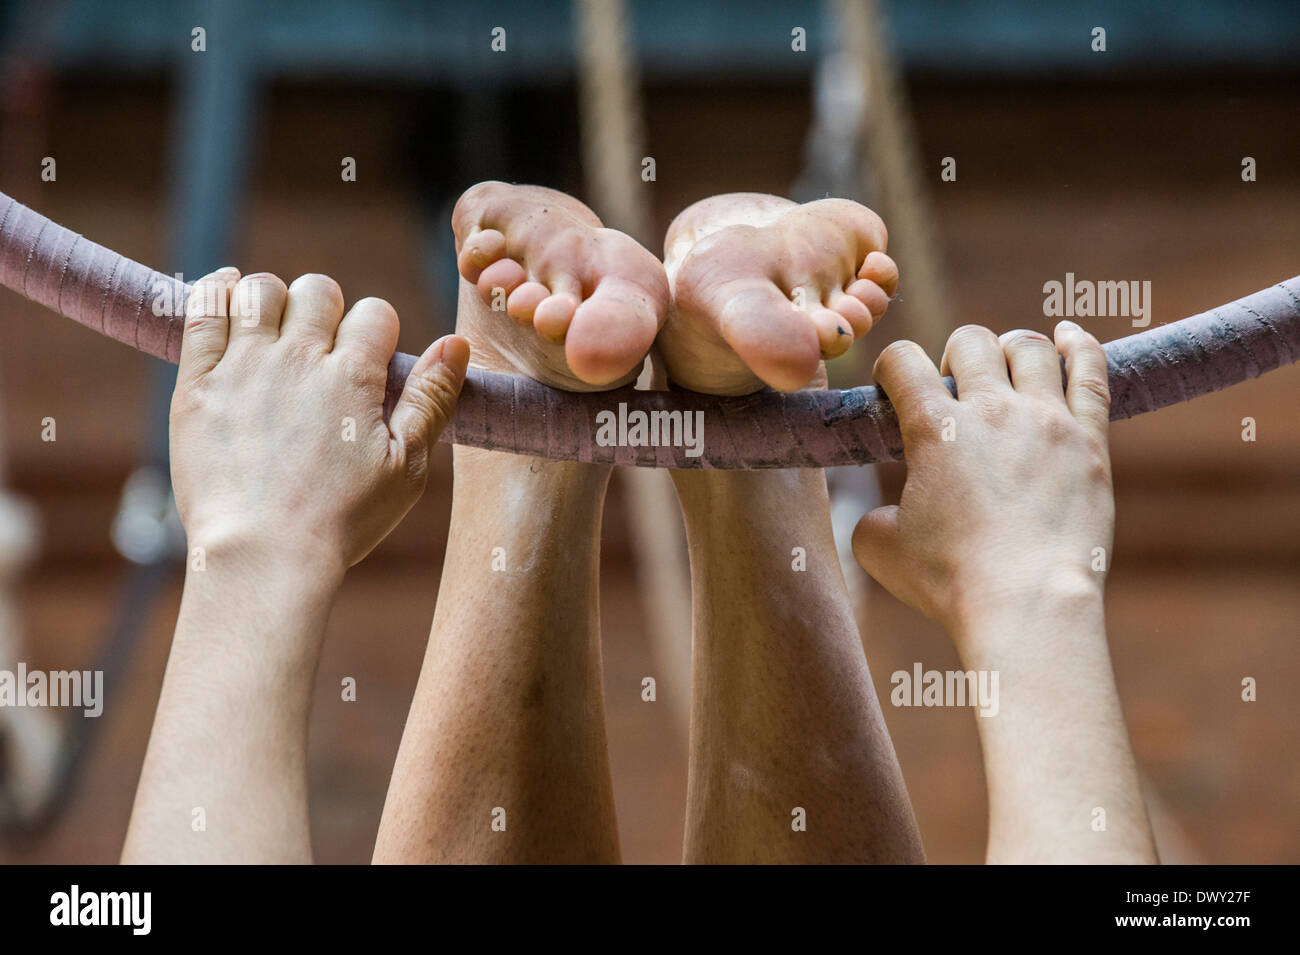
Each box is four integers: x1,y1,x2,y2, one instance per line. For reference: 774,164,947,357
434,335,470,381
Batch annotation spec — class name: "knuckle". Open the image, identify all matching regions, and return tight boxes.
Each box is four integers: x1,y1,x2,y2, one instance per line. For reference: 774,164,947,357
900,398,950,443
354,295,395,315
948,324,991,347
1002,329,1053,348
972,392,1012,424
184,311,219,335
187,281,232,318
1087,454,1112,486
877,338,920,367
337,354,384,391
169,384,204,418
1040,409,1076,444
352,296,400,332
423,368,462,423
1083,432,1112,476
233,276,281,320
291,272,343,300
1075,372,1112,407
240,271,286,292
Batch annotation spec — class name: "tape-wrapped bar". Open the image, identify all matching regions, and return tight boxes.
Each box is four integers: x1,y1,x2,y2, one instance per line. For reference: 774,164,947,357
2,190,1299,469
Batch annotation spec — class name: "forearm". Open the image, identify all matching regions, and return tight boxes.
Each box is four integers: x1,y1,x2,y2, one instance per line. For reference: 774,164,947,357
954,590,1158,864
672,468,923,863
122,549,342,864
374,447,618,863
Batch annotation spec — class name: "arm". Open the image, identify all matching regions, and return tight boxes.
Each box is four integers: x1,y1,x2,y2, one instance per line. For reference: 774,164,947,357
852,321,1158,864
122,268,468,863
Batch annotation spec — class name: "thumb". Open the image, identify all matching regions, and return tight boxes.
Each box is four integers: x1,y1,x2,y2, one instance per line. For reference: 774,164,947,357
851,504,902,587
390,335,470,482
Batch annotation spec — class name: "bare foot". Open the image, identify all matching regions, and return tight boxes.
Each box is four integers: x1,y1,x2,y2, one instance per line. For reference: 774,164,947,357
452,181,670,391
659,193,897,395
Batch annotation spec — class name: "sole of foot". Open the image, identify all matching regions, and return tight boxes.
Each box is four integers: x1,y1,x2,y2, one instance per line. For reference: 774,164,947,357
659,192,897,395
452,181,670,391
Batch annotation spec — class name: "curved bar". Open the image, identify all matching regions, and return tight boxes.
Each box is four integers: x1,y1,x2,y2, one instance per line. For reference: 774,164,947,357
2,190,1299,468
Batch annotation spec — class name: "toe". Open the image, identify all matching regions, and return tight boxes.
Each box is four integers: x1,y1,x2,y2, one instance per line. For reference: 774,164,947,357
564,279,658,385
718,282,822,391
858,251,898,296
810,306,853,359
846,278,891,320
477,258,527,309
457,228,507,284
506,281,550,324
828,291,874,337
534,293,579,343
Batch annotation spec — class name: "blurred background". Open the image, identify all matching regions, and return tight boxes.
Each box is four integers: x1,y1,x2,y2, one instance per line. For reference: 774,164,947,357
0,0,1297,864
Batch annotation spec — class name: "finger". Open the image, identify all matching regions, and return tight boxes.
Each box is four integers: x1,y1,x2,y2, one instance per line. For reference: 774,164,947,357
940,325,1011,396
1055,320,1111,439
334,296,400,366
389,335,470,486
226,272,288,343
851,506,902,587
279,273,345,346
178,267,239,382
999,329,1066,401
872,339,951,441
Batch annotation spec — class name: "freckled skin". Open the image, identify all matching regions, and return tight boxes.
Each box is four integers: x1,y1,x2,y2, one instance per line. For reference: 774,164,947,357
664,194,924,863
376,185,923,865
377,182,672,863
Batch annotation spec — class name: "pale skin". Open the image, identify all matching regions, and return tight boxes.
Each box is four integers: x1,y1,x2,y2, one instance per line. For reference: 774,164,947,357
853,322,1159,863
373,183,920,863
121,267,469,864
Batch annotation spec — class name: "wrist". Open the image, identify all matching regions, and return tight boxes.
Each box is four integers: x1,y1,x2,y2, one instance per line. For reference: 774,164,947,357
947,571,1105,665
182,524,349,588
173,533,344,667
